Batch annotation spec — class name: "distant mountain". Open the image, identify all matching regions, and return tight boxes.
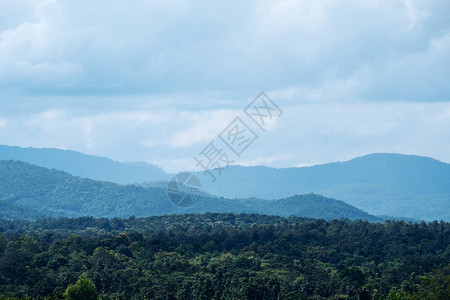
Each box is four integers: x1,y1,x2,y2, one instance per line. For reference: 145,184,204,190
0,160,380,221
2,145,448,221
197,153,450,221
0,145,170,184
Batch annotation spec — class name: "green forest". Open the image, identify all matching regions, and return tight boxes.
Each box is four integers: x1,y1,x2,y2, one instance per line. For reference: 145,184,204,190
0,160,381,221
0,213,448,299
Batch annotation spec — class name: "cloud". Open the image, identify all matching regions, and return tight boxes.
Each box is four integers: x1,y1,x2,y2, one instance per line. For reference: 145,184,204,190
402,0,429,29
1,98,450,173
166,109,238,148
0,1,449,173
0,0,448,100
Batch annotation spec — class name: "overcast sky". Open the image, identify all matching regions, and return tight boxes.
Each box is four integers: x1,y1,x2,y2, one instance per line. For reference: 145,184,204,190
1,0,449,172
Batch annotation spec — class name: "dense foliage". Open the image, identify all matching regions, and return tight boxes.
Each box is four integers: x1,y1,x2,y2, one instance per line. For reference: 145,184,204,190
0,213,448,299
0,160,380,221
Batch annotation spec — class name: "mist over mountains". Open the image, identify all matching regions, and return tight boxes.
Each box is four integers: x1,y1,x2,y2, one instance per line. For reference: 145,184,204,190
0,145,449,221
198,153,450,221
0,160,380,221
0,145,169,184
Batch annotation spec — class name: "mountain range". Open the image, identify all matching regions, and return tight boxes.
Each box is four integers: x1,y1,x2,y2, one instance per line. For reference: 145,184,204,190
0,145,449,221
0,145,169,184
0,160,380,221
198,153,450,220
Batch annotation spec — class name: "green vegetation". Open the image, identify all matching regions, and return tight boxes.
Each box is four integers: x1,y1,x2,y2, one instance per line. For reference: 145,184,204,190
2,145,450,221
64,273,98,300
0,213,448,299
0,160,380,221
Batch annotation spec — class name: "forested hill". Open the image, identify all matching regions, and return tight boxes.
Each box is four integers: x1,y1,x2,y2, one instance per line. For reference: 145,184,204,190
0,160,380,221
2,145,449,221
0,145,169,184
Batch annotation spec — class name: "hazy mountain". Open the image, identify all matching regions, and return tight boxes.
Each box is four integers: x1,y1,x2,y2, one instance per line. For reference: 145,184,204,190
2,145,448,220
0,145,170,184
197,153,450,221
0,160,380,221
319,184,450,221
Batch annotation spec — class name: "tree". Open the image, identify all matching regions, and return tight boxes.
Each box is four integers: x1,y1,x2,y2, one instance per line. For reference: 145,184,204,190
386,287,412,300
413,267,450,300
64,273,98,300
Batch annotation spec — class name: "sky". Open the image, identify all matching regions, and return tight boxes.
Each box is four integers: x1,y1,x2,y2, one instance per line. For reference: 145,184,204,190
0,0,449,173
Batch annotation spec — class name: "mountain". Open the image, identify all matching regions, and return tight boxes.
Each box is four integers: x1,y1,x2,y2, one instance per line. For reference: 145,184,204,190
0,145,170,184
2,145,448,220
0,160,380,221
196,153,450,221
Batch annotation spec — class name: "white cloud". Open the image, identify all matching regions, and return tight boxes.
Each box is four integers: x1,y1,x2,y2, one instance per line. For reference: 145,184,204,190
0,1,449,172
402,0,429,30
0,0,448,98
0,118,6,128
3,98,450,173
167,109,238,148
236,154,292,167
